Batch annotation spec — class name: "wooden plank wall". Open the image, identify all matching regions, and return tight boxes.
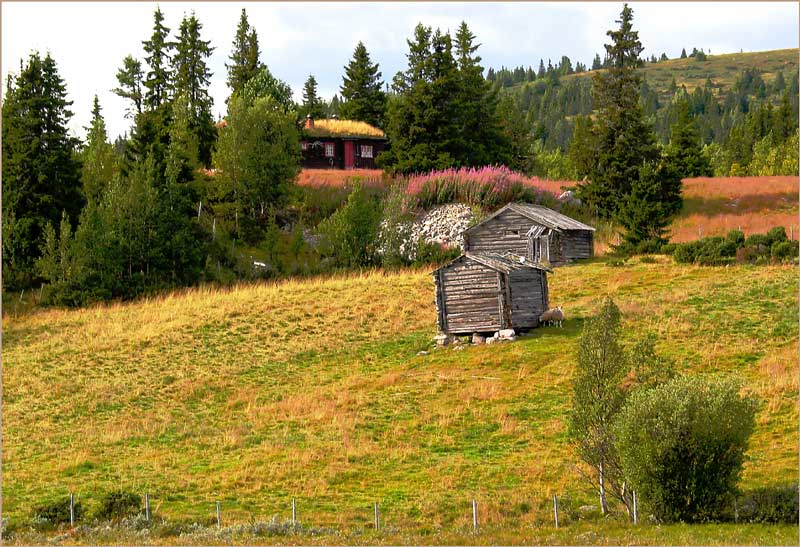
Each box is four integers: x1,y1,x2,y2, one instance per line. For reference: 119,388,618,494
561,230,594,261
439,259,502,334
465,210,534,256
509,269,547,329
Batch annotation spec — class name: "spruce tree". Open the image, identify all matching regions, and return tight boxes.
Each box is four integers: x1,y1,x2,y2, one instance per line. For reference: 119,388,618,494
680,47,687,59
226,8,263,96
537,59,546,78
301,74,325,119
113,55,144,118
142,7,172,109
339,41,387,127
82,96,117,203
576,3,660,219
172,12,216,167
452,21,510,167
2,52,83,289
663,98,712,178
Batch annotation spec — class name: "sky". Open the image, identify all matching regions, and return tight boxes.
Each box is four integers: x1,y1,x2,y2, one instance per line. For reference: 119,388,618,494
2,1,798,141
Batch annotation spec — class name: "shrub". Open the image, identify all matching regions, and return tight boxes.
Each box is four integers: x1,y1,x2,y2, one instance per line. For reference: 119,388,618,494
744,233,769,248
736,245,765,264
735,484,799,524
771,240,799,262
317,182,383,268
726,229,745,247
32,497,83,527
660,243,678,255
412,239,461,267
95,490,142,520
766,226,788,246
614,375,759,523
405,165,559,210
378,183,414,268
673,241,700,264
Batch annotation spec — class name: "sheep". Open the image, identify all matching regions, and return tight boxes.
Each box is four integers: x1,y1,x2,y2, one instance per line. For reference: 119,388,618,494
550,306,564,328
539,306,564,328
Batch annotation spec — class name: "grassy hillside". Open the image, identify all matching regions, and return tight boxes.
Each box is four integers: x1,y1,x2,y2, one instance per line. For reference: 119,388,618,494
529,48,799,98
3,258,797,544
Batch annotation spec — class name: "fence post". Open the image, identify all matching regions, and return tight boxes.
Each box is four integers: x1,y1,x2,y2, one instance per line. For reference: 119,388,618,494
472,499,478,533
632,491,638,525
292,497,297,525
145,493,150,523
553,495,559,529
216,501,221,528
69,493,75,527
374,501,379,531
699,225,702,238
734,498,738,523
791,225,794,241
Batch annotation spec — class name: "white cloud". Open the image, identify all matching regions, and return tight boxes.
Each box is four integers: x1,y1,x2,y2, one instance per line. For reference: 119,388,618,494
3,2,796,142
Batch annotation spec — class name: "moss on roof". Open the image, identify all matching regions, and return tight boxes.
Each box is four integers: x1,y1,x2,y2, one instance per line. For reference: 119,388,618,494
302,119,385,139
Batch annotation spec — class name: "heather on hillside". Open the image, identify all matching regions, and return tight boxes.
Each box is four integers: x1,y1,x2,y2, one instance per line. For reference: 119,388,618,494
405,165,560,210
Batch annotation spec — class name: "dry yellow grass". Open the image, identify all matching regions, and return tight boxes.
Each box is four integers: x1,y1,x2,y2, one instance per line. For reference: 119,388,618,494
3,260,797,543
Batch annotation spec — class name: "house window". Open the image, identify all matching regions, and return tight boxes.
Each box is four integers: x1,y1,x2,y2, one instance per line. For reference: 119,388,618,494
360,144,373,158
506,229,520,236
300,141,308,151
324,142,335,157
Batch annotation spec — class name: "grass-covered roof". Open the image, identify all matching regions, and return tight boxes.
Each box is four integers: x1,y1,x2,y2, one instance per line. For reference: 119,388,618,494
302,118,386,139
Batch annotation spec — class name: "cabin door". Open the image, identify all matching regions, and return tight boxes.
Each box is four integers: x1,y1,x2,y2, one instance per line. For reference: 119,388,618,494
344,141,355,169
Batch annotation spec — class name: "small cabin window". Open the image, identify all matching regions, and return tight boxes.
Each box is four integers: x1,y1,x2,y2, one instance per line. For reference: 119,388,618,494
506,229,520,236
360,144,373,158
324,142,335,157
300,141,308,151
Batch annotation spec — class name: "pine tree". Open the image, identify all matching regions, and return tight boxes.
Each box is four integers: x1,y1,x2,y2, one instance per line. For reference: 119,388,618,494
680,47,687,59
2,52,83,289
339,41,387,127
142,7,173,109
82,95,117,203
113,55,144,118
537,59,546,78
659,52,668,61
592,54,603,70
172,12,216,167
226,8,263,96
301,74,325,119
576,3,660,219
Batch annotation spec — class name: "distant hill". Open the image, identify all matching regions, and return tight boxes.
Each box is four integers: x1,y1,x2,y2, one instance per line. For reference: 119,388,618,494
501,48,798,98
491,48,800,155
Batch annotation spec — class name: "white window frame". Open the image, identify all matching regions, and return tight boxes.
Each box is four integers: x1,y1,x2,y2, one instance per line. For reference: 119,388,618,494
324,142,335,157
360,144,373,158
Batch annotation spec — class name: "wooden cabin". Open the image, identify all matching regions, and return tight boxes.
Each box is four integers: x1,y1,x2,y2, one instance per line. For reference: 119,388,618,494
462,202,595,266
300,116,387,169
432,252,550,335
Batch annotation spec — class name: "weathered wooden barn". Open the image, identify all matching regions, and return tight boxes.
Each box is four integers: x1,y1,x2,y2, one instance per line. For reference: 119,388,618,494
300,116,387,169
432,252,550,335
462,202,595,265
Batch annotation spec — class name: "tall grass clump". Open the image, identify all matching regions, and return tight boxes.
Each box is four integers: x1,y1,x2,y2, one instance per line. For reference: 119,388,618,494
406,166,559,210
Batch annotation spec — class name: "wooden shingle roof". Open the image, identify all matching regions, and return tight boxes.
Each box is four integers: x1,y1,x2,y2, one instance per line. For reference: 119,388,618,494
432,252,552,275
464,202,596,234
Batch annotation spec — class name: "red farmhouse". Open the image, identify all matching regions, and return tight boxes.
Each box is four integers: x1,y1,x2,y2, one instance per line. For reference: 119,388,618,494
300,115,387,170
